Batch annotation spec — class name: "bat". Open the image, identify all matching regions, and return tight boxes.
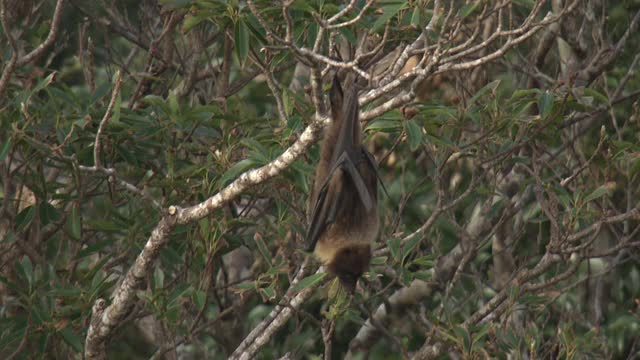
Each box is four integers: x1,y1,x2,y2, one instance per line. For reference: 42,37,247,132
305,76,380,292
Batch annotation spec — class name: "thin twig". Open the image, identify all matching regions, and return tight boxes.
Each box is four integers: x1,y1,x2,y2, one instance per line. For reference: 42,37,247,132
94,70,122,168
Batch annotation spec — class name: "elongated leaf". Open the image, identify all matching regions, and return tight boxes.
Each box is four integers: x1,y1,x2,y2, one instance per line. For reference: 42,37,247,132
461,2,481,18
253,233,272,266
404,119,423,151
584,182,615,203
388,237,401,262
401,235,420,265
69,206,81,240
182,15,208,33
538,91,554,117
373,1,405,31
75,240,113,259
584,88,609,104
469,80,500,104
0,139,11,162
39,202,60,226
292,272,327,292
235,19,250,67
193,290,206,310
59,327,83,352
16,206,36,232
168,283,192,307
2,230,17,244
16,257,34,289
366,119,403,132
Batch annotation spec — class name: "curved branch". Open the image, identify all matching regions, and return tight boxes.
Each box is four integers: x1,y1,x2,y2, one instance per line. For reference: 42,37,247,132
84,113,328,359
17,0,66,66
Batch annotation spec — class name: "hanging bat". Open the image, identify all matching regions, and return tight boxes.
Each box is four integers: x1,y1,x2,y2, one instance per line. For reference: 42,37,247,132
305,76,380,292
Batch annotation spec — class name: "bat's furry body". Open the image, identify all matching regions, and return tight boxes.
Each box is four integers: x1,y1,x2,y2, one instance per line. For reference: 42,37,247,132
306,77,380,291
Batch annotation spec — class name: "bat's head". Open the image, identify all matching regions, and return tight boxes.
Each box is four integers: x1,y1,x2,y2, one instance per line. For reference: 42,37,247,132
328,244,371,293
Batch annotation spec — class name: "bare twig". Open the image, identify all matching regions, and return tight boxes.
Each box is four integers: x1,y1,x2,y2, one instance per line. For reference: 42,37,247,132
326,0,374,30
93,70,122,168
322,319,336,360
17,0,66,66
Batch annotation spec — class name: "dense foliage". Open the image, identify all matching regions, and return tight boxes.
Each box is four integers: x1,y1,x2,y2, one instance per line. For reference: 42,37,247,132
1,0,639,359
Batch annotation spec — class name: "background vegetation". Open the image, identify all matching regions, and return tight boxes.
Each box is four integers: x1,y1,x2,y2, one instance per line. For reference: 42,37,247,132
1,0,639,358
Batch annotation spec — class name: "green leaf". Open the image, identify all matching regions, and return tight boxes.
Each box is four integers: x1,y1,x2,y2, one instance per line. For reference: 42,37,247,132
401,235,420,265
373,1,405,31
513,0,535,8
253,233,272,266
31,71,57,95
0,274,19,294
39,202,60,226
159,0,192,9
538,91,554,117
168,91,179,116
469,79,500,104
413,271,432,281
182,15,208,33
289,1,314,12
112,90,121,123
240,138,269,158
142,95,171,115
0,322,27,351
584,182,615,203
86,219,122,232
507,285,520,301
193,290,206,310
39,333,51,354
460,1,481,18
234,282,255,290
370,256,388,266
16,257,34,288
48,288,82,297
509,88,538,101
2,230,17,244
218,158,258,187
243,14,268,45
454,326,472,353
154,268,165,289
366,119,403,132
167,283,192,307
59,327,83,352
235,19,250,67
411,254,436,268
260,284,276,301
75,240,112,259
425,133,455,148
410,6,421,26
404,119,423,151
69,206,82,240
583,88,609,104
0,139,11,162
15,206,36,232
292,272,327,292
388,237,401,262
282,88,294,117
472,323,491,344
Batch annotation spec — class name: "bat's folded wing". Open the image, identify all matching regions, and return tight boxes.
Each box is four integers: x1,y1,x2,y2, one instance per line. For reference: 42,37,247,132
305,151,374,252
305,170,339,252
363,150,389,199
